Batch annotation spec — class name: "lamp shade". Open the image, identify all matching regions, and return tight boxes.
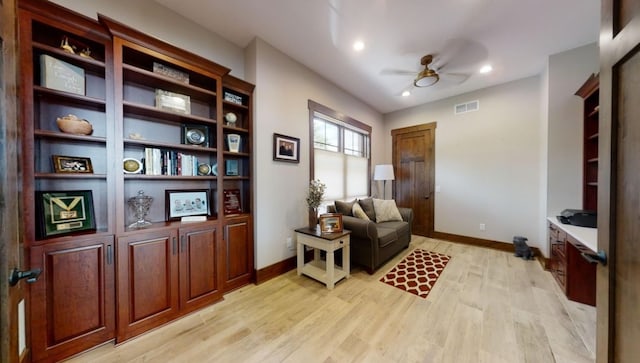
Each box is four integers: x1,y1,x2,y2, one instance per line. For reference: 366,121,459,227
373,164,395,181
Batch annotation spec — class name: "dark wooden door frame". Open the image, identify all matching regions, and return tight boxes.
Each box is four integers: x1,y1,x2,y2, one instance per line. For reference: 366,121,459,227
391,122,436,237
1,0,26,362
597,1,640,361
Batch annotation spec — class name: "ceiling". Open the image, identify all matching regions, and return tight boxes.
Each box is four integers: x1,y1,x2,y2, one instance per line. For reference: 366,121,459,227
154,0,600,114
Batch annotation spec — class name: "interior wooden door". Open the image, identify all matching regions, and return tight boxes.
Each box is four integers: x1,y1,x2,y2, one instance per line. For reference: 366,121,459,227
0,1,27,361
597,1,640,361
391,123,436,237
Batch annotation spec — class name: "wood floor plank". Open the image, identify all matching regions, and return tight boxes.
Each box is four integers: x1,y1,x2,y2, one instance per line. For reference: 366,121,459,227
64,236,596,363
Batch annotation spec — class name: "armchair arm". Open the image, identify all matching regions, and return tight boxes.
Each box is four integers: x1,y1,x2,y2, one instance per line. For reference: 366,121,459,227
342,215,378,241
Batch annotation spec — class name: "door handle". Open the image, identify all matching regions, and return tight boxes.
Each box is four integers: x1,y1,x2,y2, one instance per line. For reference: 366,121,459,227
581,250,607,266
9,268,42,286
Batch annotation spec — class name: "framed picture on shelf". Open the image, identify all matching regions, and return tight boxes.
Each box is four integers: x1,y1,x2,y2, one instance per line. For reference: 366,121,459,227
223,189,242,215
155,89,190,114
36,190,96,239
153,62,189,83
52,155,93,173
227,133,241,153
224,91,243,105
182,124,209,147
225,159,239,176
319,213,343,234
273,133,300,163
165,189,211,221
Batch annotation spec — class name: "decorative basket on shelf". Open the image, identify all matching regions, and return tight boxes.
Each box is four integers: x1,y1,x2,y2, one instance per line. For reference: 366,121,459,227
56,114,93,135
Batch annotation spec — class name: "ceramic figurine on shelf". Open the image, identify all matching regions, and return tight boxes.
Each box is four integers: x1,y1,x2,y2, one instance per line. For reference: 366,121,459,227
79,48,93,59
60,36,75,54
225,112,237,127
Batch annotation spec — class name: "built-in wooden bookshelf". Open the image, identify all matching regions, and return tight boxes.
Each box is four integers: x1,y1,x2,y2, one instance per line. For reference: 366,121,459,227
575,73,599,211
18,0,255,360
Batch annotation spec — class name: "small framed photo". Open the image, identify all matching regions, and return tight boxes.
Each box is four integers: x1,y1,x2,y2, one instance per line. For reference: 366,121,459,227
36,190,96,239
155,89,191,114
224,91,243,105
225,159,239,176
165,189,211,221
319,213,343,234
52,155,93,173
182,124,209,147
273,133,300,163
223,189,242,215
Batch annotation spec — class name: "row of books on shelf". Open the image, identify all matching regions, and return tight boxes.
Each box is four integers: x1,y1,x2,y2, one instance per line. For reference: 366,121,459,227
143,147,209,176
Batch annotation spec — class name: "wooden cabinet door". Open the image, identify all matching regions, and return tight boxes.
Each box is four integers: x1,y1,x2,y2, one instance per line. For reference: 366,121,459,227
223,217,254,290
29,236,115,362
178,223,222,313
116,229,179,342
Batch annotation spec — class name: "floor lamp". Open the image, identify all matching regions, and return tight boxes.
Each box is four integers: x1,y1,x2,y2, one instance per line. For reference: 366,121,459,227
374,164,395,199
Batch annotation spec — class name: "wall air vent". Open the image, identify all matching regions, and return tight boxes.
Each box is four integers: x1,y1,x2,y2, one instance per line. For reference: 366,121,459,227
454,100,479,115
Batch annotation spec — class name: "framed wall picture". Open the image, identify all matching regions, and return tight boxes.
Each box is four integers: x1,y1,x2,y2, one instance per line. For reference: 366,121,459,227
52,155,93,173
273,133,300,163
165,189,211,221
319,213,343,234
36,190,96,239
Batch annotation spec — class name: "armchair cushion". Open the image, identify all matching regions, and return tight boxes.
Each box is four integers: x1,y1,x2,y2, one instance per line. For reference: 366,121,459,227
335,199,356,216
352,202,370,220
373,199,403,223
358,198,376,220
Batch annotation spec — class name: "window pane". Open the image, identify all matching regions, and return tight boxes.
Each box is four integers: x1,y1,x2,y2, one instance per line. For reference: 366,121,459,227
314,118,339,152
315,149,344,201
346,155,368,198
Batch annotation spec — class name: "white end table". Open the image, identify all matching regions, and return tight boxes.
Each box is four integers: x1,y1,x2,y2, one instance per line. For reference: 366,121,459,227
295,227,350,289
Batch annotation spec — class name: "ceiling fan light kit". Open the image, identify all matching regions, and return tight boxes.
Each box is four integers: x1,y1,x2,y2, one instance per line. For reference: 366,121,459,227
413,54,440,87
414,70,439,87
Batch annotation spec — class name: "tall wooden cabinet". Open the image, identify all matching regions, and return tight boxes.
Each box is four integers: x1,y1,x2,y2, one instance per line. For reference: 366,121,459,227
18,1,254,361
18,2,116,361
575,73,599,211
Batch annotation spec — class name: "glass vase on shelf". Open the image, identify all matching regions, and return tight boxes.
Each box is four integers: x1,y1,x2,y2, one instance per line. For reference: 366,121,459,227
128,190,153,229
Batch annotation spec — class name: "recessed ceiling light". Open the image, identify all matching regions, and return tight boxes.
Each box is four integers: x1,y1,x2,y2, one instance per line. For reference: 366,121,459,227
401,90,411,97
480,64,493,74
353,40,365,51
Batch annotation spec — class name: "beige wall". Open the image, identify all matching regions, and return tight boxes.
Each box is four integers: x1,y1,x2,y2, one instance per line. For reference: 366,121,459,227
385,77,545,251
245,38,385,269
546,43,599,217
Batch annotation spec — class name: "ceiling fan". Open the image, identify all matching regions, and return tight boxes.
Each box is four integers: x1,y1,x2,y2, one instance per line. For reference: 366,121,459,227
414,54,440,87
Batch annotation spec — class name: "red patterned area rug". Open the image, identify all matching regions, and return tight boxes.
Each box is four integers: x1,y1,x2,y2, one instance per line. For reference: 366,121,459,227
380,249,451,299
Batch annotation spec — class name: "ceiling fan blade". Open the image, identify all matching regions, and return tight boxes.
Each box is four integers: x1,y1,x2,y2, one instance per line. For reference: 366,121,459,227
440,72,469,84
380,68,416,76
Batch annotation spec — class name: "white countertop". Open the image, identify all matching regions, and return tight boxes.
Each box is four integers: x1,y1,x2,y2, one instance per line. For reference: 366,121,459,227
548,217,597,252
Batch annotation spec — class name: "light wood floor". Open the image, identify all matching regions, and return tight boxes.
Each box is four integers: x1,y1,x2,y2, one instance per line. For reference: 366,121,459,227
65,236,596,363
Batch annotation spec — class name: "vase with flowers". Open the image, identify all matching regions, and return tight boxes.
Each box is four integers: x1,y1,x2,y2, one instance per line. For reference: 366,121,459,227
306,179,326,229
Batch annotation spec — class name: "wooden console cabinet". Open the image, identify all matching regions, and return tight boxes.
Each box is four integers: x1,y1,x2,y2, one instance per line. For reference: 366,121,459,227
548,220,596,306
18,1,254,360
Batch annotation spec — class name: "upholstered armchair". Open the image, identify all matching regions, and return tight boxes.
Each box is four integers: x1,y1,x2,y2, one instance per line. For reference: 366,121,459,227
327,198,413,274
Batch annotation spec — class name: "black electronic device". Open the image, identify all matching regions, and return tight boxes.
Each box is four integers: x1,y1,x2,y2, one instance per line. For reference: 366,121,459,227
557,209,597,228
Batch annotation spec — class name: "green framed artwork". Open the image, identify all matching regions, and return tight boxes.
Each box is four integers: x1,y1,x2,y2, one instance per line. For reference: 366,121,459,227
36,190,96,239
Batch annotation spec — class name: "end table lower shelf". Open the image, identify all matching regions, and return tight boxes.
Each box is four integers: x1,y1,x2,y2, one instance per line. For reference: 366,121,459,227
295,227,350,289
